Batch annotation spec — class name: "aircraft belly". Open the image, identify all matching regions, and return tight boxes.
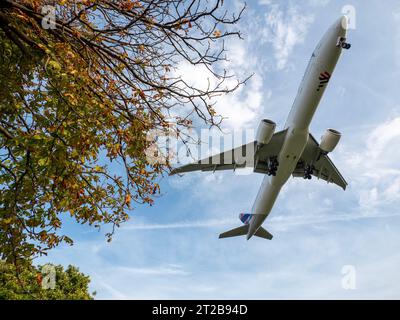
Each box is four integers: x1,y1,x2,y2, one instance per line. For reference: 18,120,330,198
288,62,331,130
249,50,340,227
275,129,308,185
251,176,280,216
286,45,342,130
251,130,308,217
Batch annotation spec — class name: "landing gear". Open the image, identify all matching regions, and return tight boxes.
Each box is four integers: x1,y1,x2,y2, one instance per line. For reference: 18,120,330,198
336,36,351,50
267,157,279,176
341,42,351,49
304,164,314,180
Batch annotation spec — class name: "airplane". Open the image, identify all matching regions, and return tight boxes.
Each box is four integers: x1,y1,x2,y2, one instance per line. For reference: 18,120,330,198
170,16,351,240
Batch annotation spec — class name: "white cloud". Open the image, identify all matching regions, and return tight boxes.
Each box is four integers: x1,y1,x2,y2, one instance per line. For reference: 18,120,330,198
174,62,216,92
174,39,264,130
366,117,400,160
121,210,400,234
121,218,235,230
383,177,400,202
259,0,330,8
359,187,379,209
307,0,330,7
214,73,264,129
117,265,189,276
258,3,314,69
94,279,128,299
340,117,400,210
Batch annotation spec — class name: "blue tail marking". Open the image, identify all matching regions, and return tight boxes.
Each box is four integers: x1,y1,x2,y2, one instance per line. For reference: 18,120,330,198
239,213,253,225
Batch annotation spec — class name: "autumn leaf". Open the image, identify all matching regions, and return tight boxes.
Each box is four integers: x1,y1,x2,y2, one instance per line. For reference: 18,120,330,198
213,30,222,37
125,194,131,207
36,272,42,286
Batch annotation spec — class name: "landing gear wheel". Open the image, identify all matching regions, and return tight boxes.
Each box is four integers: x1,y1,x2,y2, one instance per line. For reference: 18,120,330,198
304,165,314,180
341,42,351,49
268,157,279,176
337,37,351,50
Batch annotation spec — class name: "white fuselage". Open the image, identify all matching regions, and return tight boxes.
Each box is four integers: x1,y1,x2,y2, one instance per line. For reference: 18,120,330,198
247,16,348,239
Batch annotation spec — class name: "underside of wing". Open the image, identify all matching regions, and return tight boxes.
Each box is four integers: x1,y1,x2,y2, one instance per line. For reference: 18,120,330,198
294,133,348,190
170,141,255,175
170,130,288,175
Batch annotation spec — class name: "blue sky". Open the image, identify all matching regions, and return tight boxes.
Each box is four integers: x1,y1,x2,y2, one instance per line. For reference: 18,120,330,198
38,0,400,299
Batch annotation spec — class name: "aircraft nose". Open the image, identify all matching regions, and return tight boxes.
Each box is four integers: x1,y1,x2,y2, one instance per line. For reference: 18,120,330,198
331,15,347,39
338,15,348,31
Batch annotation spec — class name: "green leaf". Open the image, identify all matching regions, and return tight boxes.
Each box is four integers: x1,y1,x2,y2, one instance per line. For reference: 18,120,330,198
38,158,49,166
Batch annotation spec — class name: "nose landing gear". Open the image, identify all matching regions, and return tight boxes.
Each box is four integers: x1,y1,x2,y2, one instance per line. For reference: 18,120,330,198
341,42,351,49
336,37,351,50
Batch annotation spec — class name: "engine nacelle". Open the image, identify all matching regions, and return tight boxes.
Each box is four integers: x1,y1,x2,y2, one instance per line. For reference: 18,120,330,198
319,129,341,153
256,119,276,145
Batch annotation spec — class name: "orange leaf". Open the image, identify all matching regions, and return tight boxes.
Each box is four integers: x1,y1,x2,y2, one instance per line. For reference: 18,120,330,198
125,194,131,207
36,272,42,286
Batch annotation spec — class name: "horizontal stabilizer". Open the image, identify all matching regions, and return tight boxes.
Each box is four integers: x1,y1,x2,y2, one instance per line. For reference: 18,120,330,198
219,225,249,239
254,227,273,240
219,225,273,240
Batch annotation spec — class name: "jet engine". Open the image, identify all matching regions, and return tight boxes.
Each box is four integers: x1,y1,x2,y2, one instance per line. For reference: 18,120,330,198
319,128,341,154
256,119,276,145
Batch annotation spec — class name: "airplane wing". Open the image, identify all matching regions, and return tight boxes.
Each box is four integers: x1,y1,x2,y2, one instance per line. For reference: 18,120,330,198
293,133,348,190
170,130,288,175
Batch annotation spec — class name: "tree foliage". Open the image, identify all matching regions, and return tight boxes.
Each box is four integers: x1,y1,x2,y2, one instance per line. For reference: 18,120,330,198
0,260,94,299
0,0,245,265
